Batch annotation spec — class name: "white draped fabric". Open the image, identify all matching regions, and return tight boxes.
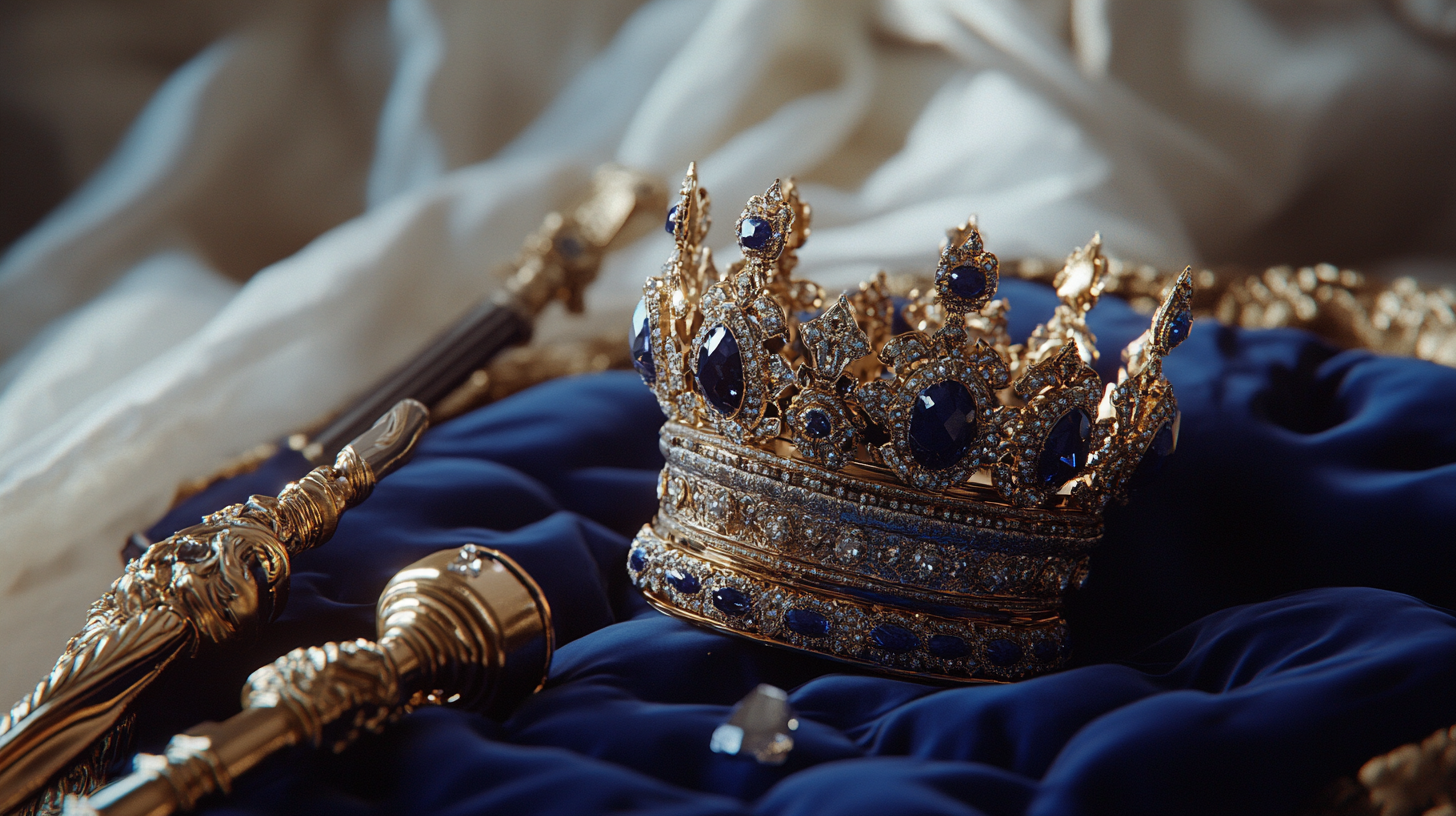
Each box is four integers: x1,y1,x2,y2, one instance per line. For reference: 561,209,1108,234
0,0,1453,702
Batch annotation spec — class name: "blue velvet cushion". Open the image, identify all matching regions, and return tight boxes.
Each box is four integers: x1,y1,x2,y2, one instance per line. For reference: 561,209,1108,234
129,279,1456,815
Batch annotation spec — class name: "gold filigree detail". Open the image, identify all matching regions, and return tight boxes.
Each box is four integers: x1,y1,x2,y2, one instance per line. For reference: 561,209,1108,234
0,401,429,815
69,545,552,816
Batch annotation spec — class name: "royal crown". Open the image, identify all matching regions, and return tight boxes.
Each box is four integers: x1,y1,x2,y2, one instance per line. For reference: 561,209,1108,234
626,164,1192,682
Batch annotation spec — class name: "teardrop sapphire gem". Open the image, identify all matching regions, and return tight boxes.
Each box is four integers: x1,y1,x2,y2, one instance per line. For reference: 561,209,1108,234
1037,408,1091,488
871,624,919,654
943,264,987,301
908,380,977,471
738,217,774,251
804,408,832,439
929,634,970,659
666,568,700,595
1166,307,1191,349
986,638,1022,667
1129,420,1176,491
628,548,646,573
665,205,679,235
630,297,655,384
786,609,830,638
712,587,751,618
697,325,744,416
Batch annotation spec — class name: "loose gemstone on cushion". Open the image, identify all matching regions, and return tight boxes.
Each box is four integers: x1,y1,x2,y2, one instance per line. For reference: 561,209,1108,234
942,264,987,301
1167,307,1192,349
786,609,830,638
712,587,751,618
1129,420,1176,490
631,297,656,384
804,408,832,439
908,380,977,470
738,216,774,250
928,634,970,659
871,624,919,653
628,548,646,573
697,325,745,416
665,204,678,235
986,638,1022,667
666,568,700,594
1037,408,1092,488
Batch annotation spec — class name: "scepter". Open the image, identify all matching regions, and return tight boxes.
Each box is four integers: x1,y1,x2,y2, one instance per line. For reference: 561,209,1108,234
66,544,552,816
0,399,429,814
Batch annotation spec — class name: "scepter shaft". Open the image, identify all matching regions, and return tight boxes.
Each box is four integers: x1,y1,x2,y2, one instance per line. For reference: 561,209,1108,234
0,399,429,814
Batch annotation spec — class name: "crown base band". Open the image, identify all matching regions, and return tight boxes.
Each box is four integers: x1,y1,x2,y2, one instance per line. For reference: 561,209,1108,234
657,424,1099,606
630,524,1070,683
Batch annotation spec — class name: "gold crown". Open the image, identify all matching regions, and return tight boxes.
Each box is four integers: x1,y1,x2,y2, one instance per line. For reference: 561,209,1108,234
626,164,1192,682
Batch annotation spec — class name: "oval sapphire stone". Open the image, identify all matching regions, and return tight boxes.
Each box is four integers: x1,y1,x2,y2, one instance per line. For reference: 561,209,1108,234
696,325,744,416
712,587,751,618
871,624,919,653
666,568,700,595
1032,640,1060,664
943,264,987,301
739,216,774,251
1129,420,1176,491
908,380,977,471
664,204,679,235
928,634,970,659
1166,307,1192,349
1037,408,1092,488
804,408,832,439
630,297,655,385
986,638,1022,667
628,548,646,573
786,609,830,638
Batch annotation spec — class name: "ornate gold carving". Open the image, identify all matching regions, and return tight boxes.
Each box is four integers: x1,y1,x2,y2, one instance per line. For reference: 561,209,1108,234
71,544,552,816
0,400,429,815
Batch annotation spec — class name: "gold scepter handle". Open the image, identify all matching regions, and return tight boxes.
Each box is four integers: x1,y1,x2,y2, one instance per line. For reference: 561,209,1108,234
0,399,430,814
68,545,552,816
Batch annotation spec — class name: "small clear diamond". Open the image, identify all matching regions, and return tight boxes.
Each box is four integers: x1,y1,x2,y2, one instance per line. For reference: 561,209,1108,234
833,532,865,565
709,684,798,765
914,551,941,582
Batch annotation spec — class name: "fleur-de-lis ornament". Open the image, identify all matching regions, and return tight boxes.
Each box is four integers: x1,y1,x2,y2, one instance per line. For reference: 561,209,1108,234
787,296,870,469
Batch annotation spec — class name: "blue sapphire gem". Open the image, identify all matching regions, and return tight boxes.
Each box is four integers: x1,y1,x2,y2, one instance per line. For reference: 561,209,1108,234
1032,640,1060,664
871,624,919,653
1166,307,1192,349
666,568,700,594
665,204,678,235
908,380,977,471
1129,420,1176,491
696,324,744,416
804,408,832,439
943,264,987,301
738,216,774,251
628,548,646,573
786,609,830,638
889,295,913,335
630,297,655,385
986,639,1022,667
712,587,751,617
928,634,970,659
554,235,582,259
1037,408,1092,488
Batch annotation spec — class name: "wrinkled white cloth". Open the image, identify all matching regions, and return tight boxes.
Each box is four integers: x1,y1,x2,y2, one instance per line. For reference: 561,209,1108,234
0,0,1453,702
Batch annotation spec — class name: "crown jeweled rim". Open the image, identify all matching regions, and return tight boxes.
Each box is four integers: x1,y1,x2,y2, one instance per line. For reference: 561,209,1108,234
627,164,1193,682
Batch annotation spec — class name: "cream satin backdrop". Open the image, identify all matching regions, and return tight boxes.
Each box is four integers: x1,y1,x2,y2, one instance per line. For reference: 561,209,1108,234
0,0,1453,704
